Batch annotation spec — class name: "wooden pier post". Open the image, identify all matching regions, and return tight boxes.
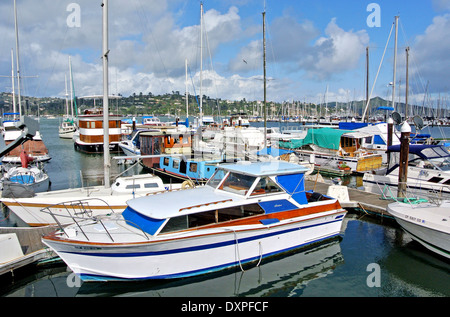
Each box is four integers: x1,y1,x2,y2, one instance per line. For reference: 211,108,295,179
397,121,411,198
387,117,393,166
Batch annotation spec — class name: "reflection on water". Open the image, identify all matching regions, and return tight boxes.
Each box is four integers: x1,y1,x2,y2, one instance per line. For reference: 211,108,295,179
78,239,344,297
1,239,344,297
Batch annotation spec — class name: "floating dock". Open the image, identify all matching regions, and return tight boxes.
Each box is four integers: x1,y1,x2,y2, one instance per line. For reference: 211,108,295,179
305,180,393,219
0,225,57,277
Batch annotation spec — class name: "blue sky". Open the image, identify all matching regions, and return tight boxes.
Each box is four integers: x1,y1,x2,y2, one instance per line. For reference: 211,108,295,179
0,0,449,107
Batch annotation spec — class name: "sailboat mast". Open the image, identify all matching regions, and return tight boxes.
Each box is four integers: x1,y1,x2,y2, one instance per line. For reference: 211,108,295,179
11,48,16,115
199,2,203,127
405,46,409,120
102,0,110,188
365,46,369,122
13,0,22,117
391,15,398,113
185,58,189,119
69,56,74,118
65,74,69,117
262,10,267,148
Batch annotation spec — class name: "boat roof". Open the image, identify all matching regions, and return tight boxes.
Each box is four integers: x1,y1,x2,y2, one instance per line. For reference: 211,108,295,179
341,131,374,139
217,161,309,177
127,186,242,219
387,144,450,159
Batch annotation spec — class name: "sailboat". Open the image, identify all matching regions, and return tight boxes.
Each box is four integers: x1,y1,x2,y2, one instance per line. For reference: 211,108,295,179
59,57,78,139
2,0,50,164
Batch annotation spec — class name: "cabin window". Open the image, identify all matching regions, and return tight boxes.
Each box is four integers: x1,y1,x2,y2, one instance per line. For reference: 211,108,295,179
220,172,256,195
189,163,198,172
125,184,141,189
250,177,283,196
159,215,189,233
173,159,179,169
159,203,265,234
428,177,443,183
163,157,170,166
144,183,160,188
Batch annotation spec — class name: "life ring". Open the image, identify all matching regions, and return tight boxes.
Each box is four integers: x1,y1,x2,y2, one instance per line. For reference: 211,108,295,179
181,180,195,189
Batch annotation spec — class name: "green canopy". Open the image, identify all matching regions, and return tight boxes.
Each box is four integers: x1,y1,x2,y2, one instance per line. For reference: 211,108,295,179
279,128,352,150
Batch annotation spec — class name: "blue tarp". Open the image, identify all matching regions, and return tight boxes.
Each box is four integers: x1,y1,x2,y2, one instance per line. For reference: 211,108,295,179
376,106,394,111
338,122,368,130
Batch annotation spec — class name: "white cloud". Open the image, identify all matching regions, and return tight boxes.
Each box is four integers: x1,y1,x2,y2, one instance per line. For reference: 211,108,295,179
409,14,450,93
299,18,369,80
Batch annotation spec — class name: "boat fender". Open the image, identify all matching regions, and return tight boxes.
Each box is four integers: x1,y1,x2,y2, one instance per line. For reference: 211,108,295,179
181,180,194,189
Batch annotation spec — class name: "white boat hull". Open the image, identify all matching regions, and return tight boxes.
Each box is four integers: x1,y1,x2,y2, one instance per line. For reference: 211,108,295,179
59,131,75,139
387,201,450,259
43,209,346,281
363,167,450,200
1,174,182,226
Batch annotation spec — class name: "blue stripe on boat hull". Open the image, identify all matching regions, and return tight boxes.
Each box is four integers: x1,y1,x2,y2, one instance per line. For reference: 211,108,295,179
78,232,342,281
62,218,343,258
61,215,345,281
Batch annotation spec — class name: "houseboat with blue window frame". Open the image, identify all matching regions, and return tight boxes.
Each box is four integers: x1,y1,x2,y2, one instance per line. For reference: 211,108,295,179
139,129,229,184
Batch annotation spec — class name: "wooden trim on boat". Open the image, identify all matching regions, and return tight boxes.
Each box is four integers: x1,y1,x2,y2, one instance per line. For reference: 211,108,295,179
42,201,345,247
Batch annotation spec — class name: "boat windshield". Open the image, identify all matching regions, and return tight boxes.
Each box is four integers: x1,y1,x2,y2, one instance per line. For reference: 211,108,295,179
420,147,450,171
219,172,257,195
206,169,227,188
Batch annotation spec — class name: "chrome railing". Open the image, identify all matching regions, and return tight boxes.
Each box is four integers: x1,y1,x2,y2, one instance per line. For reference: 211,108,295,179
40,198,150,242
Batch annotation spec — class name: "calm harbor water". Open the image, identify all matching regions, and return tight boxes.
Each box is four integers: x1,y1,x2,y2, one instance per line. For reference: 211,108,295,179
0,118,449,297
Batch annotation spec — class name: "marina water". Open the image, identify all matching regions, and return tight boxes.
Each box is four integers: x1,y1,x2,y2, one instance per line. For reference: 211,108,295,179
0,118,449,297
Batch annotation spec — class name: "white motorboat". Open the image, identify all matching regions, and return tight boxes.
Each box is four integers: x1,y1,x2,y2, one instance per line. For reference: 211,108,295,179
0,173,182,227
363,144,450,200
42,161,347,281
1,164,50,196
58,119,77,139
387,199,450,259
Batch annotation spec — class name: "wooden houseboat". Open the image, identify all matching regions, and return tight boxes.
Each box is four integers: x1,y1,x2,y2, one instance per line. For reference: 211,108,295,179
73,109,122,153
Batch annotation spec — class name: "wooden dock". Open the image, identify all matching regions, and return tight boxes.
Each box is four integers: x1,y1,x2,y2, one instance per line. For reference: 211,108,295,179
0,225,58,277
305,179,393,219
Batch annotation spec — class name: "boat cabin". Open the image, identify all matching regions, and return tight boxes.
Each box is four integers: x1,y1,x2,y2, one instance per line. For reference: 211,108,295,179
139,130,192,169
157,155,222,183
122,161,333,236
75,108,122,153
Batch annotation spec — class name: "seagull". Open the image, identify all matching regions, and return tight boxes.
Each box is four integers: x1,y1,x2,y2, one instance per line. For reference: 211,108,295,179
243,59,247,64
